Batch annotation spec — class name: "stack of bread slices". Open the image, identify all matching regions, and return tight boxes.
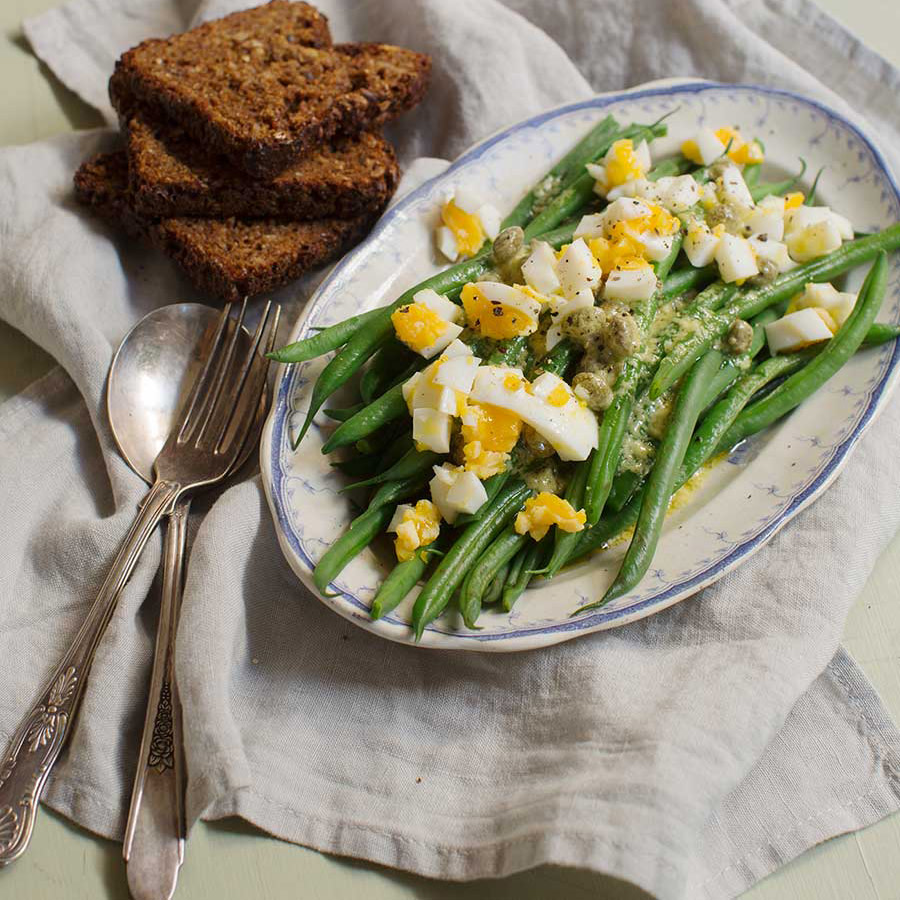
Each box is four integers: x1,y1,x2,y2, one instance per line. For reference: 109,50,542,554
74,0,430,302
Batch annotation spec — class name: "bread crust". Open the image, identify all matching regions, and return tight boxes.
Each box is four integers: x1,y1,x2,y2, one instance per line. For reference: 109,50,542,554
74,150,380,302
125,112,399,220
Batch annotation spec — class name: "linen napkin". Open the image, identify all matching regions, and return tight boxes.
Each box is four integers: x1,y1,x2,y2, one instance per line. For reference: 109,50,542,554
2,1,900,898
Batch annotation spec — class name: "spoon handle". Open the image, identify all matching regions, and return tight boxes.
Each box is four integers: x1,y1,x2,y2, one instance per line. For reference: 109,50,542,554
124,498,189,900
0,478,180,866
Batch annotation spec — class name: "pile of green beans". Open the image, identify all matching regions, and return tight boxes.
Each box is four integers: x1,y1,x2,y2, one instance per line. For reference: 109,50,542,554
281,118,900,638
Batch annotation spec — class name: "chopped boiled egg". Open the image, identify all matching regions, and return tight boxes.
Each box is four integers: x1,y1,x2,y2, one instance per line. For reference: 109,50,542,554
556,238,603,298
459,401,522,480
603,257,657,302
429,464,488,524
681,127,730,166
391,288,464,358
514,492,587,541
785,218,842,263
787,282,856,328
715,163,754,209
608,174,701,214
715,233,759,283
461,282,542,338
748,236,794,274
436,189,502,261
412,408,452,453
545,289,596,350
765,307,835,354
684,220,720,267
469,367,599,461
521,240,561,294
403,340,480,417
388,500,441,562
588,139,651,196
741,204,785,241
682,126,764,167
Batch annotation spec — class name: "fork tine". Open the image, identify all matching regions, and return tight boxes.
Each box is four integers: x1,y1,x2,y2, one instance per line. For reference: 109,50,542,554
215,302,280,455
175,302,232,442
191,298,248,445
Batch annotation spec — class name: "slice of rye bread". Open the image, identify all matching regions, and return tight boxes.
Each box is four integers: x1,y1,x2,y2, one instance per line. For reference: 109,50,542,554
74,151,379,302
109,2,430,177
125,111,399,219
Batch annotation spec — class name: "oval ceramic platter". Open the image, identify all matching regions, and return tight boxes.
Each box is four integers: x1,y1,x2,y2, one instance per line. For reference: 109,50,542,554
261,79,900,652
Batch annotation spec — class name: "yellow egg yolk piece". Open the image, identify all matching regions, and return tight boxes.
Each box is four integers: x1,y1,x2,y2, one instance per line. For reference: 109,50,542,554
783,192,805,210
461,441,509,479
515,492,587,542
461,402,522,452
393,500,441,562
604,139,646,189
441,200,485,258
546,384,570,407
461,284,536,339
391,303,448,354
680,138,704,166
588,235,645,274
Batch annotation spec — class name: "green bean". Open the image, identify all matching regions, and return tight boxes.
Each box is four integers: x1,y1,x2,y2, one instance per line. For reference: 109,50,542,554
355,422,401,455
488,334,531,367
321,383,408,453
589,349,725,606
312,477,428,593
360,342,413,403
523,121,670,240
378,431,416,474
344,446,441,492
323,403,364,422
805,167,825,206
717,252,888,450
483,562,510,606
647,156,695,181
459,525,526,627
541,459,591,579
501,540,544,611
660,265,718,300
583,236,684,526
529,338,578,378
330,454,379,479
743,162,761,187
864,322,900,345
412,480,532,639
749,158,807,203
501,115,619,230
650,224,900,399
370,534,449,620
269,308,385,364
607,470,643,513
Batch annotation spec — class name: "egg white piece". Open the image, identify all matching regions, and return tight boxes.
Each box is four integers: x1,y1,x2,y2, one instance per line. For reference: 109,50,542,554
387,504,413,533
602,197,653,229
794,282,856,327
556,238,603,299
765,307,834,354
716,164,754,209
521,240,561,294
603,264,657,302
452,187,483,215
655,174,701,213
478,203,502,239
413,288,463,323
786,219,842,262
741,205,785,241
748,237,794,274
715,233,759,283
432,353,482,393
429,464,487,523
413,408,452,453
690,127,728,165
574,213,607,240
436,225,459,262
684,222,720,267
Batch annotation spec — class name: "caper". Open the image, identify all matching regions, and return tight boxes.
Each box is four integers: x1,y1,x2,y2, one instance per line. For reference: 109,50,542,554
491,226,525,265
749,258,779,286
522,424,555,459
572,371,614,411
603,310,641,359
561,307,606,345
726,318,753,355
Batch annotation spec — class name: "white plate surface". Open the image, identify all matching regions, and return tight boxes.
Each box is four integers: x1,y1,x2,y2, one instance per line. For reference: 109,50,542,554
261,80,900,651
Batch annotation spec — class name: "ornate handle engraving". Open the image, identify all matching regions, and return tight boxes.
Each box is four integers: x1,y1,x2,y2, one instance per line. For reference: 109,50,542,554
0,478,180,866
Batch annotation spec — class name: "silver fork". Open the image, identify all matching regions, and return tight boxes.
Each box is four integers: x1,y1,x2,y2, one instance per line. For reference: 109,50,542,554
0,300,280,867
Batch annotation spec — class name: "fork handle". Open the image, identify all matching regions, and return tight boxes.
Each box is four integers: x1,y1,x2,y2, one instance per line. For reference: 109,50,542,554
0,478,181,866
124,499,188,900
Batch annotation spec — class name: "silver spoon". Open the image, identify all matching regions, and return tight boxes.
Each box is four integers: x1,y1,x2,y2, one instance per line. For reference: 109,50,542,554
107,303,262,900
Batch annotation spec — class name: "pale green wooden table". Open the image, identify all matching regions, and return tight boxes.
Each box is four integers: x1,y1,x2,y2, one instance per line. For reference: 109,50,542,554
3,1,900,897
